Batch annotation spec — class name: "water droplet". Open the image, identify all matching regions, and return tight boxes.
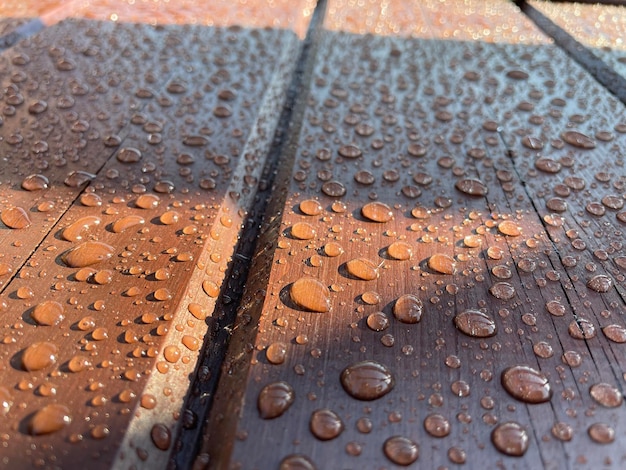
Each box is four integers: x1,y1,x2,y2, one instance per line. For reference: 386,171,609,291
279,454,316,470
345,258,379,280
602,324,626,343
383,436,419,466
135,194,160,209
338,144,362,159
151,423,171,450
587,275,612,293
321,181,346,197
80,193,102,207
62,216,101,242
112,215,145,233
561,131,596,149
1,206,31,229
310,409,344,440
424,413,451,437
0,386,12,415
454,310,497,337
497,220,521,237
568,319,596,339
258,381,295,419
551,422,573,441
501,366,552,403
534,157,561,174
64,171,95,187
589,383,623,408
291,222,316,240
491,422,529,456
367,311,390,331
29,404,71,435
428,253,456,274
21,174,49,191
361,202,393,222
533,341,553,359
448,447,466,464
506,70,529,80
340,360,394,401
489,282,516,301
116,147,142,163
61,242,114,267
455,178,488,196
588,423,614,444
266,342,287,364
387,242,412,260
31,301,64,326
300,199,323,216
393,294,423,324
289,278,331,312
22,341,58,371
323,242,344,257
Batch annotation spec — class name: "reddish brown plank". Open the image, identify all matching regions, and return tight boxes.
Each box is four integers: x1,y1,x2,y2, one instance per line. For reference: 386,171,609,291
0,18,305,469
200,1,626,469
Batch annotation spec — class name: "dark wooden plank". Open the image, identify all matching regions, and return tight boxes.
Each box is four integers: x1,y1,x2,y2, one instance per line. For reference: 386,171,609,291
200,1,626,469
0,17,306,469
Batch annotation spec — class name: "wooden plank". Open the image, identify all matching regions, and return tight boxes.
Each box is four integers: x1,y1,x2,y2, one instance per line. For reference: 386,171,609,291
0,16,307,469
200,1,626,469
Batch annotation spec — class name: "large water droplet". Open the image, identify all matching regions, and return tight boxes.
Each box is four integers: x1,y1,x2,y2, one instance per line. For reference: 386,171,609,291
1,206,31,229
340,360,394,400
31,301,64,326
61,242,114,268
455,178,488,196
258,381,295,419
387,242,412,260
22,341,58,371
561,131,596,149
112,215,145,233
454,309,497,338
489,282,516,300
28,404,71,435
279,454,316,470
21,174,49,191
602,324,626,343
588,423,614,444
501,366,551,403
289,278,331,312
150,423,171,450
290,222,316,240
587,275,612,293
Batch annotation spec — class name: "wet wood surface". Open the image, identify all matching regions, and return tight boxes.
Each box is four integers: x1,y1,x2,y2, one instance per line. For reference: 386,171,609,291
0,11,308,469
0,1,626,469
202,1,626,469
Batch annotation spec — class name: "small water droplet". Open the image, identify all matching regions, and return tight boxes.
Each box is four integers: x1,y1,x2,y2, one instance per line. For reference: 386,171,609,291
62,216,101,242
310,409,344,440
491,422,529,456
112,215,145,233
383,436,419,465
561,130,596,149
551,422,573,441
489,282,516,300
455,178,488,196
424,413,451,437
393,294,423,324
588,423,615,444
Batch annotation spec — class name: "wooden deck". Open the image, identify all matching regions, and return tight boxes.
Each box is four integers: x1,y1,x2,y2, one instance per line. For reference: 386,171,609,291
1,1,626,469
